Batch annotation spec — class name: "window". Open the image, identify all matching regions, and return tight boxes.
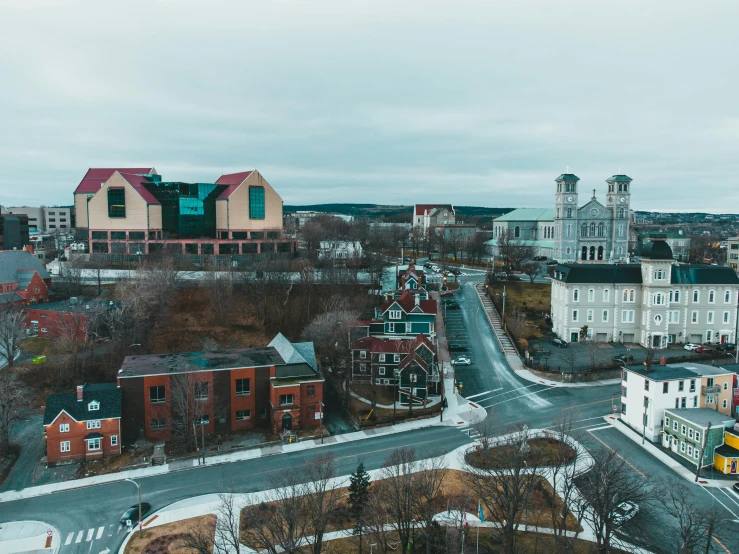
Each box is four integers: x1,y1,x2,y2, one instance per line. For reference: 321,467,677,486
688,445,693,457
724,382,729,391
581,223,588,237
679,380,684,392
707,312,714,324
689,379,696,393
706,330,713,342
691,311,698,324
394,354,400,362
709,290,715,303
88,400,99,411
87,438,101,451
603,289,610,302
360,350,367,359
307,384,315,397
654,314,662,324
681,397,686,409
674,290,680,303
236,410,251,421
59,423,70,433
279,394,294,406
681,424,687,435
644,380,650,391
665,416,670,427
673,420,678,431
622,386,627,398
260,408,267,418
149,385,166,404
694,449,700,460
194,382,209,401
655,269,665,280
378,367,386,376
621,403,627,414
195,414,210,425
588,289,594,302
389,310,402,320
621,310,634,323
663,382,669,393
693,396,698,407
723,312,730,324
692,290,699,303
150,418,167,430
249,186,265,219
654,293,664,305
689,429,694,440
388,323,395,333
723,399,728,409
111,435,118,447
695,431,701,442
379,354,386,362
572,310,578,322
60,441,71,452
668,311,679,323
235,379,251,396
587,309,593,322
573,289,579,302
86,420,101,430
602,310,609,322
107,188,126,218
725,290,731,303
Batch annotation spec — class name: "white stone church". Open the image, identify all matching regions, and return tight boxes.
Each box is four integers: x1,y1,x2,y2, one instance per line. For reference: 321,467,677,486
490,173,632,263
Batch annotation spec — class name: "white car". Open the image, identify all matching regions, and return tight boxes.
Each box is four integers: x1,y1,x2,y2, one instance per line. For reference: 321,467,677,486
451,356,472,366
432,266,441,273
611,501,639,526
684,343,701,351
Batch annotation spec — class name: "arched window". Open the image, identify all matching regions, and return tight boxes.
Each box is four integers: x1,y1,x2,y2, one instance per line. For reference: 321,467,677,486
514,226,520,238
556,208,560,218
589,246,595,260
629,289,635,302
567,208,572,218
566,247,571,255
618,208,625,218
598,222,604,236
590,222,596,235
674,290,680,302
581,224,588,237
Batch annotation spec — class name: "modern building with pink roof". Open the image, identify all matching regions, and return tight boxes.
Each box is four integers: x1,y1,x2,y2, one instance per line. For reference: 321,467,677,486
74,168,294,258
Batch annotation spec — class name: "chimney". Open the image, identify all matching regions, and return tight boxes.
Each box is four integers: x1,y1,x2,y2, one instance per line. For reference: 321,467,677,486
76,385,84,402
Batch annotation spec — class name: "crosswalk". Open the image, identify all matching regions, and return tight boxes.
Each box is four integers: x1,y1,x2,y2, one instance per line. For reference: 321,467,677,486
64,524,125,546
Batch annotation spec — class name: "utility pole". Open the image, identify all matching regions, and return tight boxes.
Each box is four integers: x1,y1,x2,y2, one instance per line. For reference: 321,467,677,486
642,397,649,444
319,401,324,444
124,479,143,533
695,421,712,482
192,422,199,464
200,419,206,464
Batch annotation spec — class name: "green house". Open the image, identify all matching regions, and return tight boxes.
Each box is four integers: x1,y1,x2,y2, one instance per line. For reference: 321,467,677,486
662,408,735,468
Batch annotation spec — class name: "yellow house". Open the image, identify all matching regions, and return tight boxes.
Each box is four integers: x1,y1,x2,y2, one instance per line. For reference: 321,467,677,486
715,427,739,475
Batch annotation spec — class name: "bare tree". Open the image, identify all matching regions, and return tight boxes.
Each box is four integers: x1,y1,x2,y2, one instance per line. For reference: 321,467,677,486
203,261,235,324
301,309,359,372
584,337,601,371
377,447,419,553
55,260,85,297
182,492,243,554
169,371,211,452
576,446,653,554
0,370,27,455
521,260,545,283
412,454,447,554
466,233,488,264
497,229,535,271
296,259,315,323
302,453,341,554
0,306,26,369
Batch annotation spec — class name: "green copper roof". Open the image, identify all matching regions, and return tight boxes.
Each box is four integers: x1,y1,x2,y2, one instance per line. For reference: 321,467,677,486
555,174,580,181
494,208,554,222
607,175,632,182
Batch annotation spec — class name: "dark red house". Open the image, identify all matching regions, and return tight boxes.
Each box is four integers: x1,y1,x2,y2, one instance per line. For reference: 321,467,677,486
24,298,120,340
0,249,51,306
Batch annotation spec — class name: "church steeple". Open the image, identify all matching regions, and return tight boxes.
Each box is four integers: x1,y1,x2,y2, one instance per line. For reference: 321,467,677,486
554,173,580,262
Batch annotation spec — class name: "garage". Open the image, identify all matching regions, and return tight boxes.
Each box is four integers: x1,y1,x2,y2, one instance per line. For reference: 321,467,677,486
622,333,635,343
690,334,702,343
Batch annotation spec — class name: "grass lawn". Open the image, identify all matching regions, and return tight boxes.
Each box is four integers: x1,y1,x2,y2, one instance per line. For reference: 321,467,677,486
124,514,215,554
486,282,551,341
76,443,154,479
465,437,576,470
350,383,397,406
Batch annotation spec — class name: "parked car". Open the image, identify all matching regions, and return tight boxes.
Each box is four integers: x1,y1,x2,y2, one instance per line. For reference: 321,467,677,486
451,356,472,366
612,353,635,364
546,259,559,266
683,343,701,351
611,501,639,526
445,302,461,310
448,343,468,352
121,502,152,525
424,262,433,269
450,268,461,275
404,257,412,262
549,338,568,348
432,266,441,273
532,256,548,261
716,343,736,352
733,482,739,494
440,290,455,297
695,346,713,354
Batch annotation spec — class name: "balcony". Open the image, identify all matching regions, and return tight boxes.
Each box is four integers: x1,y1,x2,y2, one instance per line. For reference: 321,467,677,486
702,385,721,395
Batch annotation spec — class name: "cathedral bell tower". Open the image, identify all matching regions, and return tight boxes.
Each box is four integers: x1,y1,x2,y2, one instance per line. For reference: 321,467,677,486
605,174,632,259
554,173,579,262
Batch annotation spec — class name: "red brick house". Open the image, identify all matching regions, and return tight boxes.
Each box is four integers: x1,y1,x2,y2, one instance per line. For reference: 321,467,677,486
24,298,120,340
43,383,122,464
0,250,51,306
116,333,323,441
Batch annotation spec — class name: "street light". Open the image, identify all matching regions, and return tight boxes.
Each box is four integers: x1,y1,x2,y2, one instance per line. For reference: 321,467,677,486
124,478,143,532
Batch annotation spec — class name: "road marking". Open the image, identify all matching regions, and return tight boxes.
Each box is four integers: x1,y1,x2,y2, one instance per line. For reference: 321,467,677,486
701,486,739,521
719,487,739,509
466,388,503,400
713,536,731,553
585,424,613,432
86,528,94,541
65,532,73,545
586,429,647,479
96,526,104,539
479,387,555,409
75,531,84,543
562,398,618,411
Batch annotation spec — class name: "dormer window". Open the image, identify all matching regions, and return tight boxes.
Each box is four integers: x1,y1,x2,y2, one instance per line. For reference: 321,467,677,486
389,310,402,320
88,400,100,411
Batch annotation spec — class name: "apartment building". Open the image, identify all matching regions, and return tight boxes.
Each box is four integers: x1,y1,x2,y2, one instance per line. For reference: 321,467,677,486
74,167,294,257
620,362,736,442
728,237,739,272
5,207,44,232
662,408,735,469
551,237,739,348
116,334,322,441
44,206,74,231
43,383,122,464
0,214,30,251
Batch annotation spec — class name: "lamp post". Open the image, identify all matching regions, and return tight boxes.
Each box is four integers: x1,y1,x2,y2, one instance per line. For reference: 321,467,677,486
319,401,325,444
124,478,143,532
641,397,649,445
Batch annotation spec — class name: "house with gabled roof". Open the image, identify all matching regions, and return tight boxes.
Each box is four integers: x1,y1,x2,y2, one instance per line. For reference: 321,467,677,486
413,204,456,232
73,167,294,258
395,263,427,296
43,383,122,464
368,290,437,342
0,250,51,306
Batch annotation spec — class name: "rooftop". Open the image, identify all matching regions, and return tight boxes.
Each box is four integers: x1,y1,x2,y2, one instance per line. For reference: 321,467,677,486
25,298,120,313
664,407,736,428
493,208,554,223
74,168,155,195
214,170,254,199
43,383,121,425
556,174,580,181
0,250,51,283
607,174,633,182
625,362,736,381
554,262,739,285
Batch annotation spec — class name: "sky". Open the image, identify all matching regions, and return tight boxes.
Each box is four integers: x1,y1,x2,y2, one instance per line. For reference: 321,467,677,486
1,0,738,213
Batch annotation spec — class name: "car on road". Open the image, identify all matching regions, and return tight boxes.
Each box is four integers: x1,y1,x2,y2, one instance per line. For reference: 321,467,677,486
450,268,461,275
549,338,568,348
448,343,468,352
612,353,635,364
432,266,441,273
716,343,736,352
683,343,701,351
404,257,412,262
440,290,455,297
695,346,713,354
445,302,461,310
451,356,472,366
121,502,152,525
611,501,639,526
733,482,739,494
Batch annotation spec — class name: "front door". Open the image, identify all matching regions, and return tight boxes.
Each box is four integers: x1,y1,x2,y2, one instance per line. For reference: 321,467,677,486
570,332,578,342
652,334,661,348
282,413,292,431
731,459,738,474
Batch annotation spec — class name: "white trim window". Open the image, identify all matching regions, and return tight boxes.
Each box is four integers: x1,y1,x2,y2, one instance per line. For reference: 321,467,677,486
587,309,593,322
388,322,395,333
708,290,715,303
693,290,699,303
706,330,713,342
59,423,69,433
86,420,101,430
388,310,402,320
588,289,594,302
654,293,664,305
87,438,101,451
573,289,580,302
111,435,118,447
725,290,731,303
88,401,99,411
572,310,579,322
668,310,679,323
379,354,386,362
621,310,635,323
691,311,698,324
394,354,400,362
723,311,730,324
378,367,386,376
603,289,610,302
707,312,714,324
60,441,71,453
602,310,609,323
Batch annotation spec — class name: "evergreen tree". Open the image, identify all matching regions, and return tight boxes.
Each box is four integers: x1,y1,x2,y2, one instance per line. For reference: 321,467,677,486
348,460,371,554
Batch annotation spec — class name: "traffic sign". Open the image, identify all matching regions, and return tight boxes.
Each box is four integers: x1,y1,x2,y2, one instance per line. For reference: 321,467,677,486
47,530,53,537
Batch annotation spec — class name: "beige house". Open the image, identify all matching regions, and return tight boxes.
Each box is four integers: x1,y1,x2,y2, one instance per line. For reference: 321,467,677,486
74,168,293,257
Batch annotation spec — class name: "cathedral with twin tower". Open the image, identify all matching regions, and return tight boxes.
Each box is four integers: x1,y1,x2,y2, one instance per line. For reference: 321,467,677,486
491,173,633,263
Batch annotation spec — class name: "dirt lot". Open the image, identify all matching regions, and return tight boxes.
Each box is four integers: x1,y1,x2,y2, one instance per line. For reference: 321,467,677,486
124,515,215,554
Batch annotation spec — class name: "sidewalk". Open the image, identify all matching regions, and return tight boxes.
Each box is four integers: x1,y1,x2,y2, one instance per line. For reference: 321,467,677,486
0,520,61,554
0,373,483,504
601,415,738,488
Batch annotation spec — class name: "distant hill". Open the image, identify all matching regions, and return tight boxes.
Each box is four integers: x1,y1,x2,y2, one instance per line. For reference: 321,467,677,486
284,204,514,219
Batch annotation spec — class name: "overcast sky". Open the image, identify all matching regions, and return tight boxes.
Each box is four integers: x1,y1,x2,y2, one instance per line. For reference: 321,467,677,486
1,0,738,212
